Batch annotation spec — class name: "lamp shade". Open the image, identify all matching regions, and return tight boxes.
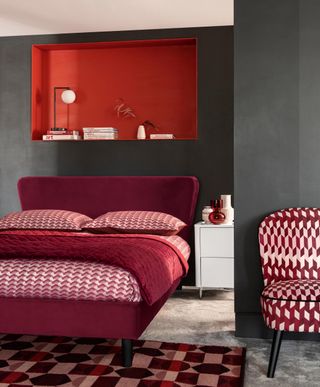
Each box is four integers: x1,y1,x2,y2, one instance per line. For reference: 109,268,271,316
61,89,76,104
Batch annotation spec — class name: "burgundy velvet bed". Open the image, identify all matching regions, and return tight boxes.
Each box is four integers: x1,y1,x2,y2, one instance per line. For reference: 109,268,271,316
0,176,199,366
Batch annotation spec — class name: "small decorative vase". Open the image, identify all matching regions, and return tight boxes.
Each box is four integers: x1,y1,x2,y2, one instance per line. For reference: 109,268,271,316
202,206,213,223
220,194,234,224
209,199,225,225
137,125,146,140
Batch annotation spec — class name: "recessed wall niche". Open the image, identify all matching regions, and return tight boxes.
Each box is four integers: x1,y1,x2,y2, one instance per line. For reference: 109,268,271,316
31,38,197,141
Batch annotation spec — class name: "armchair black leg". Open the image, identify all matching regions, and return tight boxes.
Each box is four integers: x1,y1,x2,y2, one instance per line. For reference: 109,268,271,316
267,330,283,378
121,339,133,367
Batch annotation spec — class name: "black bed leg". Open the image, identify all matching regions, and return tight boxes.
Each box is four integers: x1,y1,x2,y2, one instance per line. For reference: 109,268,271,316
267,330,283,378
121,339,133,367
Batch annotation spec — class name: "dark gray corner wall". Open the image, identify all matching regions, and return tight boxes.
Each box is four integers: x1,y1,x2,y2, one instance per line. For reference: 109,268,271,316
299,1,320,204
0,26,233,285
234,0,299,337
235,0,320,338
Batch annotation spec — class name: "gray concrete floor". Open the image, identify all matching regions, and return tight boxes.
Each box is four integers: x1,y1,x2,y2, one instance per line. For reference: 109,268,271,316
142,289,320,387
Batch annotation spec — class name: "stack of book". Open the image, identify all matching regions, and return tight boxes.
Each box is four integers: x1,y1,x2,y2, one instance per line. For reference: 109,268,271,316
83,127,118,140
150,133,175,140
42,130,81,141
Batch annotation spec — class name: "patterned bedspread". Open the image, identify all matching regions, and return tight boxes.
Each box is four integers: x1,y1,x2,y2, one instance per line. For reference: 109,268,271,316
0,232,190,303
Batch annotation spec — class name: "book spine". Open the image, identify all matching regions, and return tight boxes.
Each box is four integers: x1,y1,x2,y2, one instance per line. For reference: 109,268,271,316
83,134,117,139
83,131,118,135
42,135,81,141
47,130,67,135
47,130,79,135
150,134,175,139
84,138,117,140
83,127,118,133
83,131,118,134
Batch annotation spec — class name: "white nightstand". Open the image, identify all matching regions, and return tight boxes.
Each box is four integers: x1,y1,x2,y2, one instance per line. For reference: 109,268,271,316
194,221,234,298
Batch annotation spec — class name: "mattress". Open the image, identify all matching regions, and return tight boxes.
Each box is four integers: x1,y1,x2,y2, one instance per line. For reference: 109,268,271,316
0,233,190,303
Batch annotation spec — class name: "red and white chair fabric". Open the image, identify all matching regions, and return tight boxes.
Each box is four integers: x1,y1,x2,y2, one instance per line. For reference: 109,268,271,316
259,208,320,377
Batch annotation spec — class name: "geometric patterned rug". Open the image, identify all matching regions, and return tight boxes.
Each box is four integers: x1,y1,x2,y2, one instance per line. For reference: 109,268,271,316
0,334,246,386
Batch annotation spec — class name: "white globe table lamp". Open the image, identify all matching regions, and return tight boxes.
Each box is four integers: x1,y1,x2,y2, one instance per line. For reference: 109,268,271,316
52,87,76,131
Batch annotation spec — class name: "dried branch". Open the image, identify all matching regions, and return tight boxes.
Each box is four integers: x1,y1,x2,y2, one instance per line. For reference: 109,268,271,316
114,98,136,118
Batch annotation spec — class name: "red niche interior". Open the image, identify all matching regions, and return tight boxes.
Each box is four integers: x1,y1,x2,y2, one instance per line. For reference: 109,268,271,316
31,38,198,141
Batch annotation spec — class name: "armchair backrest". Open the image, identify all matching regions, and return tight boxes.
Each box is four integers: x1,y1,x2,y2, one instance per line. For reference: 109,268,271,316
259,208,320,286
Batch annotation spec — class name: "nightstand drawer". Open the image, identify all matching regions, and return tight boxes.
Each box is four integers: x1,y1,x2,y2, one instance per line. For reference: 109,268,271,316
200,227,233,257
201,257,234,288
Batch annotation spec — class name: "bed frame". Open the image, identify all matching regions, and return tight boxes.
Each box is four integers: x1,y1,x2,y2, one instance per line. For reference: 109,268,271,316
0,176,199,366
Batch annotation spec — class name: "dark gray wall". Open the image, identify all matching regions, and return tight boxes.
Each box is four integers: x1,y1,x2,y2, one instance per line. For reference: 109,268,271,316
0,26,233,285
299,1,320,204
235,0,320,338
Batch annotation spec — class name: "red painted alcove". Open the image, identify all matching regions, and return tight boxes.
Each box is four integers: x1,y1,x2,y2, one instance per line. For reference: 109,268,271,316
31,38,197,141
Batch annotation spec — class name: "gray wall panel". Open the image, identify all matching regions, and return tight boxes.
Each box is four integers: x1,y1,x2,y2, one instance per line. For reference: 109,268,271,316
234,0,299,336
299,1,320,205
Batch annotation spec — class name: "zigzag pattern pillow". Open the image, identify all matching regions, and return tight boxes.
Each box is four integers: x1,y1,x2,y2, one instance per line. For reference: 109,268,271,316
0,210,92,231
83,211,186,236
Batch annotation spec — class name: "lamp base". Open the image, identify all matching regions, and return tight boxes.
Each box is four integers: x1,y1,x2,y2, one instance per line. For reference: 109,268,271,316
50,127,67,132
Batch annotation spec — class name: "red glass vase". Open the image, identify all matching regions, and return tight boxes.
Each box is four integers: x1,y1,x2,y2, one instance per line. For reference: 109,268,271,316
209,199,226,225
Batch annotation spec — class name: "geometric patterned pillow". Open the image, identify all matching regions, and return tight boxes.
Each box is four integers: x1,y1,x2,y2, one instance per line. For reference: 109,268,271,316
0,210,92,231
83,211,186,236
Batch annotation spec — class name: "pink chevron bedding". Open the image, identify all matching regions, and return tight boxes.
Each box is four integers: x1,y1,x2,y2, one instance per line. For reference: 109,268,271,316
0,231,189,305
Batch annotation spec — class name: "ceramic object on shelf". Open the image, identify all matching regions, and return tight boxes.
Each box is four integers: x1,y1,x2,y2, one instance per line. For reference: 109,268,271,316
202,206,213,223
209,199,225,225
137,125,146,140
220,194,234,224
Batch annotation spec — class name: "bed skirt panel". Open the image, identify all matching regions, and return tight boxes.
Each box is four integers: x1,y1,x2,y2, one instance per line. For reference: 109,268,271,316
0,278,180,339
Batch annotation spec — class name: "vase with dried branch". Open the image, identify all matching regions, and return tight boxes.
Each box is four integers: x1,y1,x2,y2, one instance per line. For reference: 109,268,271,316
137,120,159,140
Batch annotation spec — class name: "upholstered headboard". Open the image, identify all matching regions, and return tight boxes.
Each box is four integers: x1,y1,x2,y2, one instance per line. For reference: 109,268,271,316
17,176,199,242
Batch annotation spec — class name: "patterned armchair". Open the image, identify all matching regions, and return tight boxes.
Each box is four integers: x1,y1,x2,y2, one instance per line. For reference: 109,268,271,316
259,208,320,377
